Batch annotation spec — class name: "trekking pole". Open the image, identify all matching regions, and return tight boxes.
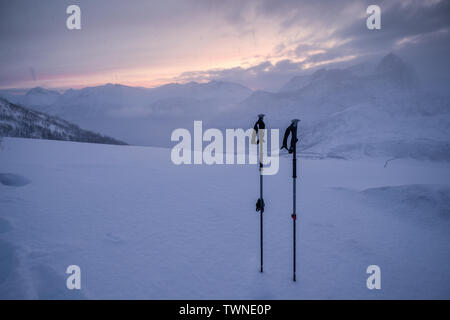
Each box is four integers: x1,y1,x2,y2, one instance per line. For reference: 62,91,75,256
281,119,300,282
252,114,265,273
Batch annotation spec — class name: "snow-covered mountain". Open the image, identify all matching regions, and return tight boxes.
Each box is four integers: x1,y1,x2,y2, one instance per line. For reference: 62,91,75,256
279,74,313,93
1,87,62,113
49,81,252,118
9,81,252,146
222,53,450,161
21,87,61,109
152,80,252,102
373,53,418,88
279,54,416,93
5,80,252,116
3,54,449,160
0,98,126,145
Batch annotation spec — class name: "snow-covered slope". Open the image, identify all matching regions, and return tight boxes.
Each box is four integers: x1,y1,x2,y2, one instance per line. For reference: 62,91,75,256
300,96,450,160
0,98,126,145
1,137,449,299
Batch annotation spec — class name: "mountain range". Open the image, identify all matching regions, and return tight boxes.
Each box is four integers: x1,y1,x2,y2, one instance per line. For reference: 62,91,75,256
2,80,252,146
221,53,450,160
1,53,449,161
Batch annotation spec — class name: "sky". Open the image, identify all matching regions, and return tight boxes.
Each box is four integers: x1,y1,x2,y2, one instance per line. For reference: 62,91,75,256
0,0,449,91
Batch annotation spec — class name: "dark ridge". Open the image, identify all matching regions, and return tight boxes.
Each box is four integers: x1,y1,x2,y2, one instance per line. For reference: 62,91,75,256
0,97,127,146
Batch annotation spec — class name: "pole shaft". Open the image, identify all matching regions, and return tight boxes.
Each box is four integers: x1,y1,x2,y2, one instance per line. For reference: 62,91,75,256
259,129,264,273
293,133,297,282
260,171,263,273
254,117,265,275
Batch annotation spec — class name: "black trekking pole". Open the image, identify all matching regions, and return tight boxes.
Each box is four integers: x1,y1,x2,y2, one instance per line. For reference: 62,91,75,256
252,114,265,273
281,119,300,282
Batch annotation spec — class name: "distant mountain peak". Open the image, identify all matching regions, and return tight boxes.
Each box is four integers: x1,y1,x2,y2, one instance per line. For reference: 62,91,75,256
376,53,407,73
26,86,60,96
19,87,61,108
28,86,45,93
311,68,327,77
375,53,418,88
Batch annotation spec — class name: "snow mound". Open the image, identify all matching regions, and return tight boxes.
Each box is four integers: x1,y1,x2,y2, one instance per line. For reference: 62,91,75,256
361,184,450,220
0,218,12,234
0,240,16,285
0,173,30,187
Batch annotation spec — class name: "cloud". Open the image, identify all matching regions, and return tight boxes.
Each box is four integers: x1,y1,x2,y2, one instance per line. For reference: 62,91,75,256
1,0,449,89
176,0,450,89
176,59,307,91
